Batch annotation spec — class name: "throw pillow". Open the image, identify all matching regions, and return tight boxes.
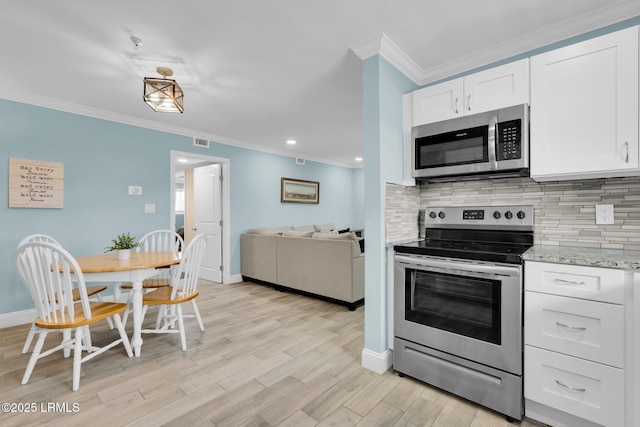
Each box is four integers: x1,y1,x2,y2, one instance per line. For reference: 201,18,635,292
246,226,292,235
338,228,351,234
314,223,335,232
312,231,358,240
292,225,315,233
282,230,313,237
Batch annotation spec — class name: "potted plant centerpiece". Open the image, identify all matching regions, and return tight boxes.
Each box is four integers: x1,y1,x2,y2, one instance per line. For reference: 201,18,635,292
105,232,140,260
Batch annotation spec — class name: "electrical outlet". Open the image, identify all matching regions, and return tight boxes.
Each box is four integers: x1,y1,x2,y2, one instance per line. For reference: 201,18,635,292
595,204,614,225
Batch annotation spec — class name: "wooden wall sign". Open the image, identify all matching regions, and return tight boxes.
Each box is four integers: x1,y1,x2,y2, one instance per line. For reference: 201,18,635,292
9,158,64,208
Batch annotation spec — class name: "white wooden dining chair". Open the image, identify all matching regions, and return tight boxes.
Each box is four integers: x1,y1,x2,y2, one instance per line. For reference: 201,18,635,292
140,234,207,351
117,229,184,325
114,229,184,303
15,241,132,391
18,234,112,355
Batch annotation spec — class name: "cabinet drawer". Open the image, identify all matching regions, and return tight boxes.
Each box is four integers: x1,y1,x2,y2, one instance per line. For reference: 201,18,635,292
525,261,624,304
525,292,624,367
525,346,624,427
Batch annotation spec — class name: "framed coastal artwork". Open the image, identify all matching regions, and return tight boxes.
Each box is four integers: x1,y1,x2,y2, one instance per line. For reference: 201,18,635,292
281,177,319,204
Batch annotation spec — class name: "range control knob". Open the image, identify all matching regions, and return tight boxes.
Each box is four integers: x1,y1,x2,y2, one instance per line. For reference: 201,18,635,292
438,211,446,219
505,211,513,220
429,211,437,219
493,211,501,219
517,210,526,220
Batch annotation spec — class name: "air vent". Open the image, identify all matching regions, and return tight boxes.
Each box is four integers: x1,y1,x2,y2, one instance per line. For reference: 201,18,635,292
193,138,210,148
296,158,305,165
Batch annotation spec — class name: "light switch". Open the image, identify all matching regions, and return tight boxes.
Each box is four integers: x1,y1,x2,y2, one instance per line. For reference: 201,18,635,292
144,203,156,213
128,186,142,195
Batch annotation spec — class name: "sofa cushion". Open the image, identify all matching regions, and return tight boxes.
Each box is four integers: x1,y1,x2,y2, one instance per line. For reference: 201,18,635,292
312,231,355,240
292,225,315,233
246,226,292,235
312,231,361,257
314,223,335,232
282,229,314,237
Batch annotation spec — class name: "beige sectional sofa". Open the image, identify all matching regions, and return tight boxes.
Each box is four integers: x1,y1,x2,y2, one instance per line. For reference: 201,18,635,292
241,224,364,310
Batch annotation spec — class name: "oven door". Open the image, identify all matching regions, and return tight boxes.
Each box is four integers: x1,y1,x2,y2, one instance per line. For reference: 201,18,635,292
394,254,522,375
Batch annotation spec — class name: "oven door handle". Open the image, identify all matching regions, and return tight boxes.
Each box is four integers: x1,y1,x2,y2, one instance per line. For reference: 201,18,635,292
395,255,520,277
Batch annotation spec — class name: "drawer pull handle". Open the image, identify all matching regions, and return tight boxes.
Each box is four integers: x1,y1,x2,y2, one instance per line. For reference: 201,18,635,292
553,278,585,285
556,380,586,393
556,322,586,331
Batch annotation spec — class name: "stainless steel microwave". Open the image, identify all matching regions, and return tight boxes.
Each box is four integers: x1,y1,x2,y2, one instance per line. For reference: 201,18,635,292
412,104,529,181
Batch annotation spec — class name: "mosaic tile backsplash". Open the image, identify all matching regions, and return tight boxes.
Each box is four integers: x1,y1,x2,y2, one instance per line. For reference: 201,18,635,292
385,183,420,243
385,176,640,250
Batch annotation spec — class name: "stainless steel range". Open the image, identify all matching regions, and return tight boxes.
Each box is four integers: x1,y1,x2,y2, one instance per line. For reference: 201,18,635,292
393,205,534,421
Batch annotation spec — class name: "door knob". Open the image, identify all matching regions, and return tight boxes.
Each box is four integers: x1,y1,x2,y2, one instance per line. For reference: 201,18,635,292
192,227,197,231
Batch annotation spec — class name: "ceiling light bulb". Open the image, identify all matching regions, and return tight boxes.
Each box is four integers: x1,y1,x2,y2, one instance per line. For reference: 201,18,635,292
178,158,188,163
286,140,296,145
355,157,363,161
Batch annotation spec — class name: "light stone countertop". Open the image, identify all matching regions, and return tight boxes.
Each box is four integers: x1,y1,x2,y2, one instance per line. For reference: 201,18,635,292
388,241,640,270
524,245,640,270
386,238,423,248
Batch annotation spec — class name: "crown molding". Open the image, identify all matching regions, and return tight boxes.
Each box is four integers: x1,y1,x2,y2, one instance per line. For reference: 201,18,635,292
352,3,640,86
350,33,423,84
0,92,357,169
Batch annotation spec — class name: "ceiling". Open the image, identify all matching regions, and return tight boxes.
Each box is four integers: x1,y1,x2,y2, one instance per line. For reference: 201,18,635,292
2,1,639,168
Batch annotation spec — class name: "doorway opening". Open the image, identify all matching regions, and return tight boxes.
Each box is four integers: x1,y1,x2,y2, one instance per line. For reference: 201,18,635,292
170,150,231,284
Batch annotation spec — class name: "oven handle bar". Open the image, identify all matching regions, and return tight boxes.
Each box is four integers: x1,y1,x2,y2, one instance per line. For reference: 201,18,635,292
395,255,520,277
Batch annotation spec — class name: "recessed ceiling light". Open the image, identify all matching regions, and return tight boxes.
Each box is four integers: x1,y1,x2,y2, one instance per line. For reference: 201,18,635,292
355,157,363,162
286,139,296,145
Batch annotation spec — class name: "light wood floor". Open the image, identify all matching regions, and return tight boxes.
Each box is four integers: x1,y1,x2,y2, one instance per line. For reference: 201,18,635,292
0,281,547,427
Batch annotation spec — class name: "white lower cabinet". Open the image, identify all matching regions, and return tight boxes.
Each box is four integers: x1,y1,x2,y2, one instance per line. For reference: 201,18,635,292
525,346,624,427
524,261,628,427
525,291,624,368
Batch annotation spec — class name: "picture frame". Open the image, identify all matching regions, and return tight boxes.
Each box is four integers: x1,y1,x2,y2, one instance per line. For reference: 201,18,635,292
281,177,319,204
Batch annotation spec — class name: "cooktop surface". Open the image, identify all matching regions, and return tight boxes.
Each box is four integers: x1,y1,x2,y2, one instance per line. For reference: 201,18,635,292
394,238,533,264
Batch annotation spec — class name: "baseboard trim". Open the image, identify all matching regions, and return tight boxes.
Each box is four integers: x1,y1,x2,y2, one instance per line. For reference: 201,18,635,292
227,273,243,284
0,309,35,329
361,348,393,374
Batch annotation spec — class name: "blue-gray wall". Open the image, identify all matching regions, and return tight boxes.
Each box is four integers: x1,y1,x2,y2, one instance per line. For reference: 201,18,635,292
362,56,418,355
0,99,362,315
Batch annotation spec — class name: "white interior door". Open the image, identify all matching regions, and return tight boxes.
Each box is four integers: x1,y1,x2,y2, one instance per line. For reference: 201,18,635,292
193,164,222,282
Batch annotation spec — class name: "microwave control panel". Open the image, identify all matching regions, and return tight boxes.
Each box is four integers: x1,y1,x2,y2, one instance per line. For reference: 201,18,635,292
497,119,521,160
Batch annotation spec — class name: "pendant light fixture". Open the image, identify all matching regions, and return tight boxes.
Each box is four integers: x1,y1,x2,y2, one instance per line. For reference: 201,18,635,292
143,67,184,113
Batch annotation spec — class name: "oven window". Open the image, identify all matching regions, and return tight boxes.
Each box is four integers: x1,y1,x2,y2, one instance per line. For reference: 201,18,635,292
416,125,488,169
405,269,501,344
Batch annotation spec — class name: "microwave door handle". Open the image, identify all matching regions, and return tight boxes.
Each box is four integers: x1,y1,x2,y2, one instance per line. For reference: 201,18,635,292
488,114,498,170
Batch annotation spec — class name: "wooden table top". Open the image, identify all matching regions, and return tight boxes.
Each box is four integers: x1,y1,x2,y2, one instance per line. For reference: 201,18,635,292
74,251,180,273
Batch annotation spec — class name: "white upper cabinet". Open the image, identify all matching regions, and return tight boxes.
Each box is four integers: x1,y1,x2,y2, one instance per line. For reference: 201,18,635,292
412,59,530,126
464,59,530,115
412,79,463,125
530,26,639,181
